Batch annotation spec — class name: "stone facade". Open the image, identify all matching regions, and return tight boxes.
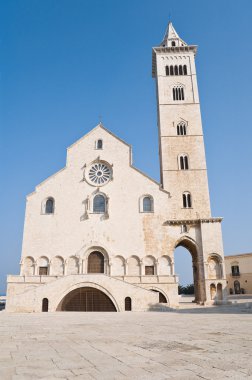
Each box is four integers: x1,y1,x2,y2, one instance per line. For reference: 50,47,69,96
6,23,227,312
225,253,252,295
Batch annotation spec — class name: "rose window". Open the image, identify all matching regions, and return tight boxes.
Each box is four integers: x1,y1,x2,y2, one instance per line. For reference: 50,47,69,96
88,163,111,185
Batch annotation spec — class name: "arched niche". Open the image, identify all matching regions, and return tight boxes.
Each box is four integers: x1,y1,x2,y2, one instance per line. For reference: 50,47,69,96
112,256,125,276
127,256,140,276
51,256,64,276
22,256,35,276
67,256,79,275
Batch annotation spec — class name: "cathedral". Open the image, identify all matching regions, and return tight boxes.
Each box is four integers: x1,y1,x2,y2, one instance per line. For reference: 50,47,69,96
6,23,226,312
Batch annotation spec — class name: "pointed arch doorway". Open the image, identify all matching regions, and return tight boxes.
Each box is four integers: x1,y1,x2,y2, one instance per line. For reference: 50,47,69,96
174,239,205,304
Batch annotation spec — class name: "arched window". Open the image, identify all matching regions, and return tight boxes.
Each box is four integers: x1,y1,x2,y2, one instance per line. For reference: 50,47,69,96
93,194,106,213
170,66,174,76
125,297,132,311
183,65,187,75
45,198,54,214
88,251,104,273
177,122,187,135
171,41,176,47
181,87,184,100
165,65,169,76
173,86,185,101
38,257,49,276
179,154,189,170
42,298,49,312
182,192,192,208
96,139,103,149
174,65,178,75
142,196,153,212
179,65,183,75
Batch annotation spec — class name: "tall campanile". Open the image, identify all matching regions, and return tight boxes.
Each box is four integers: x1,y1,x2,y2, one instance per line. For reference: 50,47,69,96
152,23,211,220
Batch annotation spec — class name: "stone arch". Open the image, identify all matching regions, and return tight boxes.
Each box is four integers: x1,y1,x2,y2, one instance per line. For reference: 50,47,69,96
22,256,35,276
84,246,110,275
60,287,117,312
143,255,156,275
158,255,172,275
147,286,170,306
207,254,222,280
127,255,141,276
37,256,49,275
50,256,64,276
67,256,79,275
88,251,104,274
174,236,205,303
56,282,119,312
112,256,125,276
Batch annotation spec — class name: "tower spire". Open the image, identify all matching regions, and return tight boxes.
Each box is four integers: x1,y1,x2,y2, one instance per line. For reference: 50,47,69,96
160,22,187,47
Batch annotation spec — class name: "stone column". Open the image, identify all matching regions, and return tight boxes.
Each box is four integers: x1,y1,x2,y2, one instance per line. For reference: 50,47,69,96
125,260,129,276
64,259,68,275
171,260,175,276
140,260,145,276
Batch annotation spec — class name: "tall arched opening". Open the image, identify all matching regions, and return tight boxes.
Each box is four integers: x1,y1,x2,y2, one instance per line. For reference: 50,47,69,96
87,251,104,273
174,238,205,304
59,287,117,312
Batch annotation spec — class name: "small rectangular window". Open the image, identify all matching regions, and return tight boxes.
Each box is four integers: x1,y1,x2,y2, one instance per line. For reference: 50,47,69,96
145,266,154,275
39,267,48,276
231,265,240,276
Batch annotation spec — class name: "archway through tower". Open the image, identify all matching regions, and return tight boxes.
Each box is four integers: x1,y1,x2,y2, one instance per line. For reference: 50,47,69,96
174,239,204,304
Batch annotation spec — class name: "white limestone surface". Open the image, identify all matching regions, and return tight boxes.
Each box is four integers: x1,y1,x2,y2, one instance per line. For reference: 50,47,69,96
0,304,251,379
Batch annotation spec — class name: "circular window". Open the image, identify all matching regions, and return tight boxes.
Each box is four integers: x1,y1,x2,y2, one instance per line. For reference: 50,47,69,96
88,163,111,186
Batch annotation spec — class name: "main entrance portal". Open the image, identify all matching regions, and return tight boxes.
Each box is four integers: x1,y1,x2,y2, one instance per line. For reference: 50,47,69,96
60,287,117,311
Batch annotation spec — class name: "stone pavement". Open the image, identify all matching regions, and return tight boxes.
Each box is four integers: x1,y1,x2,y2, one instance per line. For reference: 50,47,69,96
0,303,252,380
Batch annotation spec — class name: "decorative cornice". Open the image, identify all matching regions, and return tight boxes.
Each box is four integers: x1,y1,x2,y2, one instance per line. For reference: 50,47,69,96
152,45,198,77
153,45,197,54
164,217,223,226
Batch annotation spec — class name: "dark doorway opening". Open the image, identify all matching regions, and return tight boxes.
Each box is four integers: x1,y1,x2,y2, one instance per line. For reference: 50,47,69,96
42,298,49,312
60,287,116,312
87,252,104,273
125,297,132,311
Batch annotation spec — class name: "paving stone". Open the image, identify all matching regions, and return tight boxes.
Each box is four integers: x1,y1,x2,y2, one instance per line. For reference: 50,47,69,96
0,307,251,379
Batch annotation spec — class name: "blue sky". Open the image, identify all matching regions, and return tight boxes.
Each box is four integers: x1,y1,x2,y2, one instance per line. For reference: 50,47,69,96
1,0,252,293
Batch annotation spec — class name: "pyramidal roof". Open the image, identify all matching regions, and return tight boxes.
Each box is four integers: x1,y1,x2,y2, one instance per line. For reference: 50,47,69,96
160,22,187,47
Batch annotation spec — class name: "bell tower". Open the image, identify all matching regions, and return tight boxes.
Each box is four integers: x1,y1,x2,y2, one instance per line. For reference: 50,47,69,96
152,22,211,219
